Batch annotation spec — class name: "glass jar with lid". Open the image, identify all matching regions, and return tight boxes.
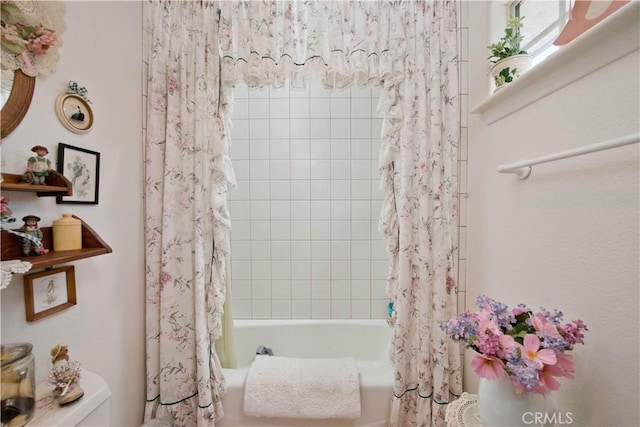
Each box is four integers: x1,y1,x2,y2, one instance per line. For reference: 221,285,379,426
1,343,36,427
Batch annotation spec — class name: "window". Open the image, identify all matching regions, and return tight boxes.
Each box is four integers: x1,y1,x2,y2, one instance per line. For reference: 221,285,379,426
510,0,571,64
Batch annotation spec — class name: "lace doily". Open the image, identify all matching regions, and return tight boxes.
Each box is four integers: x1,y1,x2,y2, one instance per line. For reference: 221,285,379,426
445,393,484,427
0,1,66,76
1,260,33,290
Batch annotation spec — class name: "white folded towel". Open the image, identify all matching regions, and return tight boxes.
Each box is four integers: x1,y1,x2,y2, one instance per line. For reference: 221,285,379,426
243,355,361,420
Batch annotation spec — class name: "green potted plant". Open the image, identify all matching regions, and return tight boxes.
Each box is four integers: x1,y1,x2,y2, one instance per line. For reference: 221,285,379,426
487,15,532,91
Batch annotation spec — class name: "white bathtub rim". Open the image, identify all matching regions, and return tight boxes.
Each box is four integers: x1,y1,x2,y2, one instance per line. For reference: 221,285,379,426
230,318,390,327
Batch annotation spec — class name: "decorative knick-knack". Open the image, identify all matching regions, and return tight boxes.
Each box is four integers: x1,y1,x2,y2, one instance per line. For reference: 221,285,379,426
18,215,49,256
48,344,84,406
52,214,82,251
25,145,52,185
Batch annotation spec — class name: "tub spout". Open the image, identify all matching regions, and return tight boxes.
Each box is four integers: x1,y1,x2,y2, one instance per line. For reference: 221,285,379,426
256,345,274,356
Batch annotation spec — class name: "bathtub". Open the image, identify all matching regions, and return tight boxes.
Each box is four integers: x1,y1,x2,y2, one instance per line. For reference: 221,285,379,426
218,319,394,427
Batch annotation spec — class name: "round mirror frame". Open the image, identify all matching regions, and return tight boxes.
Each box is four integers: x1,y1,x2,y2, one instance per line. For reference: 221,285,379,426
1,69,36,139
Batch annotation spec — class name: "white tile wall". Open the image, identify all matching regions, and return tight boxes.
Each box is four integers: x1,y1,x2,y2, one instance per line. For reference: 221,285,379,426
229,82,389,319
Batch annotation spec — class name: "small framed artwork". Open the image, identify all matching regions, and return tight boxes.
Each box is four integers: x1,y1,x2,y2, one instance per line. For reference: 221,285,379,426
55,93,94,134
56,143,100,205
23,266,77,322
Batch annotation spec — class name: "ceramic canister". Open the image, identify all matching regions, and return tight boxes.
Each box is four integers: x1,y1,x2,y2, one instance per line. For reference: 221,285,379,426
52,214,82,251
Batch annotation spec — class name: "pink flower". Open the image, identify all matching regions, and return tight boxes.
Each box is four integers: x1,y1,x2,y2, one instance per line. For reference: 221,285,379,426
531,313,561,338
446,274,455,293
499,334,518,357
521,334,557,368
476,330,501,356
477,306,500,335
471,354,505,381
555,353,575,379
538,363,563,392
394,336,405,352
537,354,574,393
25,26,57,55
559,320,588,349
159,271,171,287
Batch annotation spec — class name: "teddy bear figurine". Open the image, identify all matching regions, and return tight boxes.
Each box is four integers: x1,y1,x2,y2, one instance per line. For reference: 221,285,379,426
48,344,84,405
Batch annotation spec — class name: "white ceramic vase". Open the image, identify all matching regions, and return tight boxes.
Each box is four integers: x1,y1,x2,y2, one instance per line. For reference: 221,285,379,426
477,378,558,427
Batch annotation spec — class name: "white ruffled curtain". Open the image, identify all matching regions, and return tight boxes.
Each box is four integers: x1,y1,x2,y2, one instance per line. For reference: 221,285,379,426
143,1,234,426
377,2,463,424
143,0,461,425
219,1,461,426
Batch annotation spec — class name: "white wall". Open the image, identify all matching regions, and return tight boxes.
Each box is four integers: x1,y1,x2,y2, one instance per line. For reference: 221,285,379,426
466,2,639,426
0,2,144,426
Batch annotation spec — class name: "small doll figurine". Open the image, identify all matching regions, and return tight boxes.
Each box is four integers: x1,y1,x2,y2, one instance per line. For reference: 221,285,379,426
19,215,49,256
49,344,84,405
26,145,52,185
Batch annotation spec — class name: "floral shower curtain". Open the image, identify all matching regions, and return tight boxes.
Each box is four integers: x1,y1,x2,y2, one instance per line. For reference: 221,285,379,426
143,1,234,425
376,2,463,424
218,1,461,426
143,0,460,425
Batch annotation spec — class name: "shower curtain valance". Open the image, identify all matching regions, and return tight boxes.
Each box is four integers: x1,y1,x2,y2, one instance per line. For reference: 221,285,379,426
218,1,405,91
218,0,409,178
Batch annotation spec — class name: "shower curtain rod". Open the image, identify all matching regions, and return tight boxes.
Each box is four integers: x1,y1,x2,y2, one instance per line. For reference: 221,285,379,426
497,133,640,180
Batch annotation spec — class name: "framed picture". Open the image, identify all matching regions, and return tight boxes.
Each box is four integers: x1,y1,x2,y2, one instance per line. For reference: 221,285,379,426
23,266,77,322
55,93,94,134
56,143,100,205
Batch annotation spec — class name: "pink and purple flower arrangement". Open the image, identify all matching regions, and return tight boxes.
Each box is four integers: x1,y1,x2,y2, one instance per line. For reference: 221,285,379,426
441,295,588,394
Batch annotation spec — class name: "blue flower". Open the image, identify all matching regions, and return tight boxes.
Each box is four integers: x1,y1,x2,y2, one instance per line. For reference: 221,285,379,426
440,311,478,342
506,359,540,392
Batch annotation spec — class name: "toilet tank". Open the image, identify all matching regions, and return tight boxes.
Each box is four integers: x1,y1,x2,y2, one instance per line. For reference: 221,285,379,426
27,370,111,426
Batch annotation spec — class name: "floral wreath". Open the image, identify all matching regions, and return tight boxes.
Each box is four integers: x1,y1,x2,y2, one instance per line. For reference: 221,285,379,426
0,1,65,76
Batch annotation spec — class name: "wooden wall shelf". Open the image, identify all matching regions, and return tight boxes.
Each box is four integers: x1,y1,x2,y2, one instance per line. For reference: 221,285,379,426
1,215,111,269
1,171,72,197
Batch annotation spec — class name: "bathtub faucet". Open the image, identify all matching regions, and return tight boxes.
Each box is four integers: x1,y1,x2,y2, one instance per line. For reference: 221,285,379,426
255,345,274,356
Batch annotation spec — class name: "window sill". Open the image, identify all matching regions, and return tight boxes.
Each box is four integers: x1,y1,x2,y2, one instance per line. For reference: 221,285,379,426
471,1,639,125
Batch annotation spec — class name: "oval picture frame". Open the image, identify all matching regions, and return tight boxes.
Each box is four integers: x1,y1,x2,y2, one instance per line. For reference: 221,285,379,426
55,93,94,134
